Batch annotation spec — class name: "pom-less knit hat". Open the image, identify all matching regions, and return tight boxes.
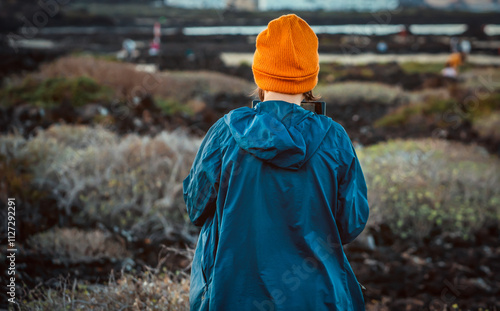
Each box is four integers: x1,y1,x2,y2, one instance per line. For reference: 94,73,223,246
252,14,319,94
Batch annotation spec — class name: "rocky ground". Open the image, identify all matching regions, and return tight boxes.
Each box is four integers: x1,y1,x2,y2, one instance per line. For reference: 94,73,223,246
349,224,500,310
7,222,499,310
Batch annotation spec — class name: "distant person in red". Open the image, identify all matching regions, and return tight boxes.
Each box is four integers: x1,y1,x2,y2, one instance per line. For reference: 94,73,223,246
149,38,160,56
399,25,408,38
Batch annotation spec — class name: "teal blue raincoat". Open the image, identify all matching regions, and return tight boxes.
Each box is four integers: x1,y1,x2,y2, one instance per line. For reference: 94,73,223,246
183,100,369,311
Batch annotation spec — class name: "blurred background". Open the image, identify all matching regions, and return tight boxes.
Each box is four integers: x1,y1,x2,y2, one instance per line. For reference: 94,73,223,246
0,0,499,310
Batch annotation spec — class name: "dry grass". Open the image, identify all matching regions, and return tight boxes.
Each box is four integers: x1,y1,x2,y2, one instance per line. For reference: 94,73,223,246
40,123,118,149
461,67,500,91
315,82,407,106
31,55,253,103
19,270,190,310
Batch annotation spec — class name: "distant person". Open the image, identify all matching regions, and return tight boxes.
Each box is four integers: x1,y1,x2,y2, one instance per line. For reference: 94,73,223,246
122,38,138,61
185,48,196,62
183,14,369,311
396,25,409,45
460,39,471,54
149,38,160,56
447,51,467,72
450,36,460,53
441,61,458,78
377,41,388,53
399,25,408,38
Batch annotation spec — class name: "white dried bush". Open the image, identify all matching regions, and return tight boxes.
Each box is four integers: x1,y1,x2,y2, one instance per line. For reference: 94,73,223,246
38,124,118,149
2,124,202,241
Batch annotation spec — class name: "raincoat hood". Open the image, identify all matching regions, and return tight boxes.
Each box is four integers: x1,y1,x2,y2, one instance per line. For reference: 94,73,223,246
223,100,332,170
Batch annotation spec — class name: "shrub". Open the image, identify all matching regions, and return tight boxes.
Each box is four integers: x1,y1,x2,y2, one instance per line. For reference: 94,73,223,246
373,98,456,128
155,97,194,116
0,134,55,240
0,76,113,108
472,111,500,141
0,124,203,242
358,138,500,242
374,93,500,129
38,124,118,149
314,82,406,106
461,67,500,91
27,228,131,263
318,63,375,83
33,55,253,103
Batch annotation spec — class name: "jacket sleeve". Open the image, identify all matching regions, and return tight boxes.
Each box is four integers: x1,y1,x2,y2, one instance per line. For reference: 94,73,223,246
183,120,223,227
335,144,370,245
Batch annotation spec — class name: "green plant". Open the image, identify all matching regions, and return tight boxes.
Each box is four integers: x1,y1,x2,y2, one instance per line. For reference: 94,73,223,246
466,93,500,120
155,97,194,116
399,62,446,74
374,98,456,128
318,63,375,84
0,76,113,108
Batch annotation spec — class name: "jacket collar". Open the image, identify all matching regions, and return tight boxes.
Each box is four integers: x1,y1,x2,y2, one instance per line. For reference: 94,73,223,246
254,100,312,128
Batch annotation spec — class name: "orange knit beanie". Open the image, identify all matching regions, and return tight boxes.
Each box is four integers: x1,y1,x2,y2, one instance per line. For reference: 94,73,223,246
252,14,319,94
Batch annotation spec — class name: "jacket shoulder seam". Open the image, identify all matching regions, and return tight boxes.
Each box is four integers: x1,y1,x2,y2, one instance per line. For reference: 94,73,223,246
318,121,355,157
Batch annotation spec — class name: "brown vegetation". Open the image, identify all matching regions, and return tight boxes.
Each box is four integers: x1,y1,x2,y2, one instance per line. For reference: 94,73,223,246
33,55,253,103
